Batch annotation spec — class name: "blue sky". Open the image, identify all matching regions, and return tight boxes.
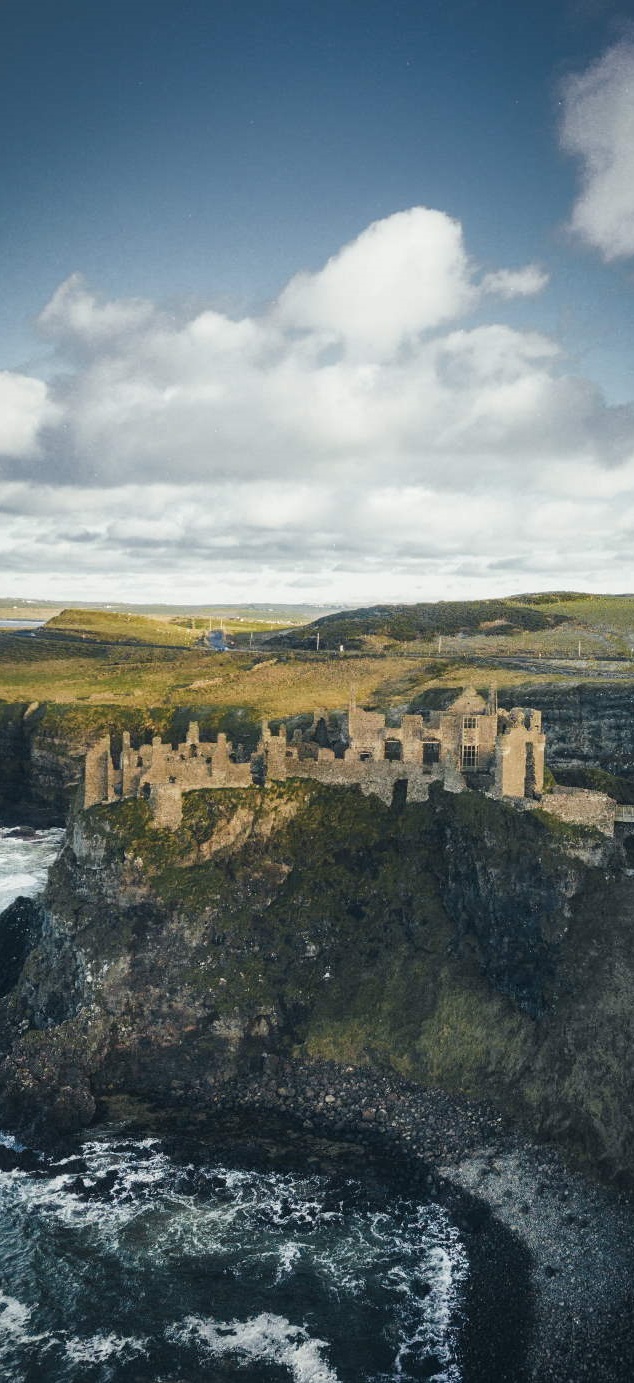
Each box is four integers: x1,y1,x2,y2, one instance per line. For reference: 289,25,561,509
1,0,634,601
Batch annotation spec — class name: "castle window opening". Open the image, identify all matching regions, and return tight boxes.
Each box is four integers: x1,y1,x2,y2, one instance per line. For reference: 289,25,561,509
463,716,478,730
384,739,403,762
168,775,176,784
359,751,373,761
136,756,144,767
423,741,440,765
462,744,478,769
524,742,536,798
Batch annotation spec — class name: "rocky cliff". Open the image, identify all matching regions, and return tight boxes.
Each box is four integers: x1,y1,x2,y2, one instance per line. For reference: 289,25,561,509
0,781,632,1185
502,681,634,776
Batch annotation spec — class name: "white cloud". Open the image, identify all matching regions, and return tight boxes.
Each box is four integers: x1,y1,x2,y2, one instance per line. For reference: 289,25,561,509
0,206,632,599
481,264,550,298
0,371,59,459
38,273,156,352
561,40,634,260
275,207,477,360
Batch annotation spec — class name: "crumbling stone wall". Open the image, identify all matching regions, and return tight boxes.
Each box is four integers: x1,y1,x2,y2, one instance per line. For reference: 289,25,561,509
541,787,616,836
494,709,545,800
82,688,552,826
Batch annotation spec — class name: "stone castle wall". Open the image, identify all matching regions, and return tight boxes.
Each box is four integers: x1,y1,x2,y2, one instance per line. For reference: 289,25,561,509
81,687,615,833
541,787,616,836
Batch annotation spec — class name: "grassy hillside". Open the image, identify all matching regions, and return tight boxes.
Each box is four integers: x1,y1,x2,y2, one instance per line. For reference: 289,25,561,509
267,592,634,658
0,637,449,715
268,596,571,648
44,608,197,646
2,591,634,729
541,594,634,635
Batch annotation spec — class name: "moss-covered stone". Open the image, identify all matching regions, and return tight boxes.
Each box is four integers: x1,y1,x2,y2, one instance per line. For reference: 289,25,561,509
1,780,633,1181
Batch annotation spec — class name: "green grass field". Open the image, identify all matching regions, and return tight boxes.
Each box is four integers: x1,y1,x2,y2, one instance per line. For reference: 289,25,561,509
45,608,198,646
273,593,634,660
2,592,633,727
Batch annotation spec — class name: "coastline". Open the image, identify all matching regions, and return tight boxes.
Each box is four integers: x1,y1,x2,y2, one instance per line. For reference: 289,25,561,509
95,1055,634,1383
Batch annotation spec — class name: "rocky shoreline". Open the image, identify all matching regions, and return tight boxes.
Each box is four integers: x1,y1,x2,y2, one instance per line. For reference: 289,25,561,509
103,1055,634,1383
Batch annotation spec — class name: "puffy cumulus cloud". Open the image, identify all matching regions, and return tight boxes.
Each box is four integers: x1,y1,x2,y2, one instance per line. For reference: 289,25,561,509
276,208,546,361
275,207,476,360
0,205,633,598
561,40,634,259
0,371,59,459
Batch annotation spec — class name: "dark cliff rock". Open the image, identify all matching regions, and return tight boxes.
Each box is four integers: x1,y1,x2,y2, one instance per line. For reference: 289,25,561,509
0,700,86,825
427,787,579,1017
0,781,632,1185
500,681,634,775
0,702,34,823
0,895,44,997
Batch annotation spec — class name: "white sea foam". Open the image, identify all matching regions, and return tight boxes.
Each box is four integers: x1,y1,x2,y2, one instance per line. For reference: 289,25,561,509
0,1130,26,1152
0,1127,468,1381
0,1290,54,1374
65,1331,148,1364
0,827,64,912
392,1208,467,1383
169,1311,340,1383
276,1239,302,1280
0,1291,32,1336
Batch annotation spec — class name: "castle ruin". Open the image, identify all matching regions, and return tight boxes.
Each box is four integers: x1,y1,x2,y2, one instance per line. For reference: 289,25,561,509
83,685,555,828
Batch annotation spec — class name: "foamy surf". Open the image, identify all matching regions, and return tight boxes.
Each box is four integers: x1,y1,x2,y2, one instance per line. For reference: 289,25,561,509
0,1129,468,1380
0,1291,32,1337
0,826,64,912
64,1332,149,1365
169,1312,340,1383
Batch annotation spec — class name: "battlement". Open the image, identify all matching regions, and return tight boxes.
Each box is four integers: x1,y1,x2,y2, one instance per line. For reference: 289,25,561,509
82,687,554,828
83,721,252,826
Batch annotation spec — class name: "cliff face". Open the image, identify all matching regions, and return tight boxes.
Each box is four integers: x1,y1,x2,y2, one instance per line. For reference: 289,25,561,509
0,781,632,1185
0,701,94,825
502,682,634,775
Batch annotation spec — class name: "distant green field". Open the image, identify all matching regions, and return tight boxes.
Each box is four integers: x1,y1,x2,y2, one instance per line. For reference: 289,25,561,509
2,591,634,728
544,594,634,635
45,608,197,647
171,615,304,635
268,593,634,658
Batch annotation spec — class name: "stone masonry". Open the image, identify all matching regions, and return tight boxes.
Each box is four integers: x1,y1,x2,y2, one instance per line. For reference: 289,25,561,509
82,686,565,829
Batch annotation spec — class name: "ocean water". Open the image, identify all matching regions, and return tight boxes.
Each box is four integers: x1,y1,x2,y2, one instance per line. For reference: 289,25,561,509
0,829,470,1383
0,826,65,913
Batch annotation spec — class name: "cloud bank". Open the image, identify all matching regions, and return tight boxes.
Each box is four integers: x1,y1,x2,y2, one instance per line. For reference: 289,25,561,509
1,206,632,600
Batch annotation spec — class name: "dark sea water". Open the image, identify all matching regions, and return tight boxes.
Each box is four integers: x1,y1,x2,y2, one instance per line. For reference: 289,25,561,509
0,829,470,1383
0,1130,469,1383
